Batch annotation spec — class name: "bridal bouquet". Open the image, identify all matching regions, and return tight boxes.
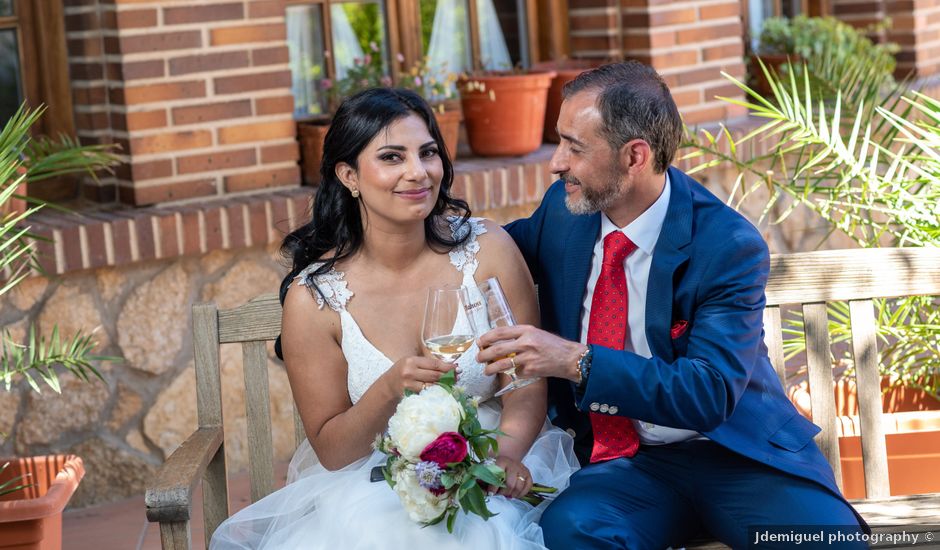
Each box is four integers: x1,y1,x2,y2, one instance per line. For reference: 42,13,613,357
375,370,555,532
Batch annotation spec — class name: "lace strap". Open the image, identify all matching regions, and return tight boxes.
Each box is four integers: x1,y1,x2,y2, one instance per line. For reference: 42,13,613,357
448,217,487,277
294,262,353,311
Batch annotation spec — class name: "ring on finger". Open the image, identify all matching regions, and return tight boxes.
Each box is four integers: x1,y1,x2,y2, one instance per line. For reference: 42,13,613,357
509,355,517,370
517,475,526,482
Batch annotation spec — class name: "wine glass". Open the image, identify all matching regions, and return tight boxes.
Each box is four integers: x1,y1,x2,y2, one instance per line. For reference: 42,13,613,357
462,277,539,396
422,286,476,364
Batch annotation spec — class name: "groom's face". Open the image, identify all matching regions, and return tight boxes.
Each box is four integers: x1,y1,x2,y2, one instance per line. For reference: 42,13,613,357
550,91,624,215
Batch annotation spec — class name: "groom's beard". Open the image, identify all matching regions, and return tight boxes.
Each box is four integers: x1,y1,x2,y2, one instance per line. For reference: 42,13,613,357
563,169,624,216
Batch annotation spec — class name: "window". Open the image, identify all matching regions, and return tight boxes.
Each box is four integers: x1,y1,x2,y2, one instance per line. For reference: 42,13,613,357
285,0,543,119
743,0,828,51
0,0,73,137
1,0,26,125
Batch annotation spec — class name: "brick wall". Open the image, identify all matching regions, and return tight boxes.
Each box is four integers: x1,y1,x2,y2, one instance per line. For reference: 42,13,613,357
568,0,748,125
22,150,558,276
63,0,301,206
833,0,940,79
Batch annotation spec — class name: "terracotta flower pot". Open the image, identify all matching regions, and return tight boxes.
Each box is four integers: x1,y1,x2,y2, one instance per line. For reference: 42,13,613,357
458,71,556,157
0,455,85,550
750,53,800,97
297,120,331,186
433,108,462,162
532,61,594,143
788,377,940,499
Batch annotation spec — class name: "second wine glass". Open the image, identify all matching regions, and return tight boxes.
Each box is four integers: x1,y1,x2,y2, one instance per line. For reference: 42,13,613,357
462,277,538,396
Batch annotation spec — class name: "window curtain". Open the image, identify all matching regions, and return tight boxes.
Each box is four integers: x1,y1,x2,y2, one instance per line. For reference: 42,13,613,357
286,7,327,117
330,4,366,81
427,0,511,74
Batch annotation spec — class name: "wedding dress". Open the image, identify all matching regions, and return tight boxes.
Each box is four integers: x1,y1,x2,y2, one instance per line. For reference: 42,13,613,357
210,218,580,549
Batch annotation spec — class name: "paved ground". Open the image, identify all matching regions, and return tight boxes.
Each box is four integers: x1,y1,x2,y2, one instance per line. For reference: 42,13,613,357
63,462,289,550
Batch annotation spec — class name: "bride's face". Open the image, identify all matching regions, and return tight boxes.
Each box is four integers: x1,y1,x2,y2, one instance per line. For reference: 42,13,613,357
338,113,444,225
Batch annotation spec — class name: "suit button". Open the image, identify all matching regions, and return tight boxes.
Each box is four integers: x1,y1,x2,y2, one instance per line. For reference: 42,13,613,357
590,402,600,411
599,404,609,413
565,428,576,437
608,406,618,415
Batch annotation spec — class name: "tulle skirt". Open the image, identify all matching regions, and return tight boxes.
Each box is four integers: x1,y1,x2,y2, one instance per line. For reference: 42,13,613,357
210,402,580,549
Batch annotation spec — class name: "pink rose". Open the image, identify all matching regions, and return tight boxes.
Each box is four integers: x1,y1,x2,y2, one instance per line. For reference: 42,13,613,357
420,432,468,466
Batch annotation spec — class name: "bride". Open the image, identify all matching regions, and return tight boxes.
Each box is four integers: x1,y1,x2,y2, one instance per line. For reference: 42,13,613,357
210,88,579,549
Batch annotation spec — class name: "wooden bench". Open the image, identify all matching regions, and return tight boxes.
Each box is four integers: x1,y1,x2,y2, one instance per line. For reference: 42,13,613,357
145,247,940,549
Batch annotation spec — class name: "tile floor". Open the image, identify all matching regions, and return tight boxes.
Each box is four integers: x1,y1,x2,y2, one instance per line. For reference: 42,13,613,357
63,462,289,550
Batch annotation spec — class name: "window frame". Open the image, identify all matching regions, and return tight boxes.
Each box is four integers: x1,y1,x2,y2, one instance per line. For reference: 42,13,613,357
284,0,548,85
2,0,74,138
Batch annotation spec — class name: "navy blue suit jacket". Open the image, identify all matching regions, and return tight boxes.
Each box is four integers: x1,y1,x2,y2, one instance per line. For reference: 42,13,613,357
506,167,862,524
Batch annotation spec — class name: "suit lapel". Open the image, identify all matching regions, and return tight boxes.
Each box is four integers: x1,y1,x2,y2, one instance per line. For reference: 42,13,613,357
646,168,693,358
561,213,601,341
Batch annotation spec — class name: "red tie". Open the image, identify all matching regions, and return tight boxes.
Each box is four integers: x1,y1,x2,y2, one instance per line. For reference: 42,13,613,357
587,231,640,463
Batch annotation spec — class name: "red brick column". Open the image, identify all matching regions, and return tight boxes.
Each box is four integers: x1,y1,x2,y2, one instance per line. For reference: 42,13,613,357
885,0,940,78
833,0,940,79
568,0,748,125
64,0,300,206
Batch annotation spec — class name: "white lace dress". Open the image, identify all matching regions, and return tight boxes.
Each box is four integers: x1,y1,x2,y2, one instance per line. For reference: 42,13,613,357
210,218,580,549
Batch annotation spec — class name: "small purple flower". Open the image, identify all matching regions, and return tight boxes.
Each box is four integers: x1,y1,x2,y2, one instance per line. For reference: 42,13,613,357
380,75,393,87
415,460,444,493
396,52,405,63
364,54,372,66
414,76,422,86
370,41,379,52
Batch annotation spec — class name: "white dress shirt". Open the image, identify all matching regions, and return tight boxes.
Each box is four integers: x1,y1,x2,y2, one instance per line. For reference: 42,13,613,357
579,174,701,445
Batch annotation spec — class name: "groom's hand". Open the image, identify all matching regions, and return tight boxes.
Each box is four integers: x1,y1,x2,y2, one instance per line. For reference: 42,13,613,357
476,325,583,382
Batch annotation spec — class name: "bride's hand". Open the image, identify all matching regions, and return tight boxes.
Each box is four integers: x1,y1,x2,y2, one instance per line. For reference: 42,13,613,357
383,356,455,396
492,455,533,499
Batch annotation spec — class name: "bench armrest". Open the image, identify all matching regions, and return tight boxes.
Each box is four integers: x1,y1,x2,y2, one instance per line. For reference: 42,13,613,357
145,426,223,523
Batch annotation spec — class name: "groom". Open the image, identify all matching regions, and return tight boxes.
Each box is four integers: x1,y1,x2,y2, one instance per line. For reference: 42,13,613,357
476,61,868,548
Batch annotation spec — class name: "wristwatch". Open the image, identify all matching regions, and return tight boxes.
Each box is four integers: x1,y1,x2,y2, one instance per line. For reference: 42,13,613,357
576,345,592,389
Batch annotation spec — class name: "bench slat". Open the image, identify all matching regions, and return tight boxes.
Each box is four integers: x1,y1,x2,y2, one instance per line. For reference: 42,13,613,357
762,306,786,388
219,294,282,343
293,406,306,452
849,299,891,499
803,302,843,489
766,248,940,306
243,340,276,503
192,303,229,542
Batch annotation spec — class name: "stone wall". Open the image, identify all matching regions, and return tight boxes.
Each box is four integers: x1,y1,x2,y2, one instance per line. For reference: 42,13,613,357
0,244,291,507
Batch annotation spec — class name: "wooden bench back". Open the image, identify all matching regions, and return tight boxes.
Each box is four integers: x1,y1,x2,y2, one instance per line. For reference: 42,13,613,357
761,248,940,499
192,247,940,517
191,295,301,521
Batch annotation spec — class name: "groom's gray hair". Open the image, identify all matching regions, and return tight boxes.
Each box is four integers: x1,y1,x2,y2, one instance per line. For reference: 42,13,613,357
563,61,682,174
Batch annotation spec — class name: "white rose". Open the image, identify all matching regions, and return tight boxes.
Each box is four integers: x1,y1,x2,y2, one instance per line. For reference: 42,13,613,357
387,385,464,460
393,467,448,523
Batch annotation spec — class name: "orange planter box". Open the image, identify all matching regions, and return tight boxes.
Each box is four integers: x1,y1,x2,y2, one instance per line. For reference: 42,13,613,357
0,455,85,550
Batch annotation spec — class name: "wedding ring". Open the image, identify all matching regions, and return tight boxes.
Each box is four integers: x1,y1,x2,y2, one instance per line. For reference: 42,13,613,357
517,475,527,482
509,355,517,370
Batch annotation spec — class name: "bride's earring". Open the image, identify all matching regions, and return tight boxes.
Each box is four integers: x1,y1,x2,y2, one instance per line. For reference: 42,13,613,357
350,188,360,198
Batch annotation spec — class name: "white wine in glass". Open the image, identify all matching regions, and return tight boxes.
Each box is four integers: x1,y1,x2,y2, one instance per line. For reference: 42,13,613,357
462,277,539,396
422,287,475,363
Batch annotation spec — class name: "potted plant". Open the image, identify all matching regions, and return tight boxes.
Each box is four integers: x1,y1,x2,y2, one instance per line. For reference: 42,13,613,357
684,44,939,498
531,59,594,143
750,16,898,98
457,67,556,157
298,46,463,185
0,105,118,550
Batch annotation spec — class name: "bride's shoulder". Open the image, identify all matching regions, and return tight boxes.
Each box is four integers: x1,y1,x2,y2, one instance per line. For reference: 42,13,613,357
465,218,521,262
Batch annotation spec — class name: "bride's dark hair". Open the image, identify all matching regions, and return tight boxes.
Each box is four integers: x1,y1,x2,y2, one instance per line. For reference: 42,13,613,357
278,87,471,305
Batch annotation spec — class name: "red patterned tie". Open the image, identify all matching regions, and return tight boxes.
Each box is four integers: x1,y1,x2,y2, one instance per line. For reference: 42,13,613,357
587,231,640,463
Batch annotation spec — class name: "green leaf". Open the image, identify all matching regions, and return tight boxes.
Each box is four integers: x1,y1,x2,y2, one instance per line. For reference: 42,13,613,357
470,463,504,487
